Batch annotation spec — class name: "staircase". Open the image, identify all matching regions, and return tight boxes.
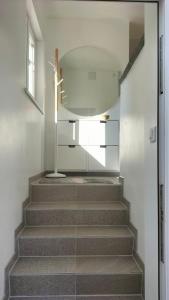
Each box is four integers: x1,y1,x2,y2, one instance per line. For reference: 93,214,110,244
9,177,143,300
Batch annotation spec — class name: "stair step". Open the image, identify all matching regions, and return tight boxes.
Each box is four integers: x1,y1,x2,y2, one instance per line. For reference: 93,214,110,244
25,201,128,226
31,182,122,202
10,256,142,296
18,226,134,256
10,296,143,300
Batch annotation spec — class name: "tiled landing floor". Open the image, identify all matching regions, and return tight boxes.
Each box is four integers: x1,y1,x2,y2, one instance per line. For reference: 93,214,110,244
39,176,120,185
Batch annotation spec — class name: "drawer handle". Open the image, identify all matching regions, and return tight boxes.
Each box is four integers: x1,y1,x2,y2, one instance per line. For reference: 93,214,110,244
69,120,76,123
100,120,107,123
68,145,76,148
100,145,107,148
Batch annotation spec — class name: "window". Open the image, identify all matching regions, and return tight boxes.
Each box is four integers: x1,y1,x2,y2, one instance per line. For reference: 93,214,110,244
27,22,36,98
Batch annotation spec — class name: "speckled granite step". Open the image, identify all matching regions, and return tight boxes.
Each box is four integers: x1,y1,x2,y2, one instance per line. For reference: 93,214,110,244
25,201,128,226
10,295,143,300
10,256,142,296
18,226,134,256
8,178,144,300
31,180,122,202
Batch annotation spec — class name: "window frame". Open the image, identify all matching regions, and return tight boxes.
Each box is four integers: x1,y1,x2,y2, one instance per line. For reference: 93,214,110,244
26,19,37,99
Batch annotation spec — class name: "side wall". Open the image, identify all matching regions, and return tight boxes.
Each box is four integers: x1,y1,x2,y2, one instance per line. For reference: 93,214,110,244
44,18,129,170
0,0,45,298
120,4,158,300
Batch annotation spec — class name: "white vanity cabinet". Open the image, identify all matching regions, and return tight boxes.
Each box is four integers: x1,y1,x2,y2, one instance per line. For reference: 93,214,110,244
57,119,119,172
57,46,120,172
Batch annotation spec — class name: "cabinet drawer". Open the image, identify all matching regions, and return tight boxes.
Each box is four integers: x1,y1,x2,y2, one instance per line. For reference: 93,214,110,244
86,121,119,145
106,121,119,145
57,121,78,145
58,120,119,146
87,146,119,171
57,146,87,171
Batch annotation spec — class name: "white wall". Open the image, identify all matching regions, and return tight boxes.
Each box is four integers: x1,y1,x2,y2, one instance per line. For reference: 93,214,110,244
0,0,45,298
44,18,129,170
120,4,158,300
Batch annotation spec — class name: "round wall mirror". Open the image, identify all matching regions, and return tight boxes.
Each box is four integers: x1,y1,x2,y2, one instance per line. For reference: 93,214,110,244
60,46,120,117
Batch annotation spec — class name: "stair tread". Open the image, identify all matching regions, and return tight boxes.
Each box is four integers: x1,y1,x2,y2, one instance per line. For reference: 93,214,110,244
33,176,121,186
11,256,142,276
19,226,133,239
26,201,127,211
10,296,143,300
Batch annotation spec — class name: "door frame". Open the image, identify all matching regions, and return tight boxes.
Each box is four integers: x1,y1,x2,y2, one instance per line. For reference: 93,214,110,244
162,2,169,300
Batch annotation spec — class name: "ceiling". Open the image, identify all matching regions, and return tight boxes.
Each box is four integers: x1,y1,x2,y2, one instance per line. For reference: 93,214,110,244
60,46,120,71
35,1,144,24
34,0,144,41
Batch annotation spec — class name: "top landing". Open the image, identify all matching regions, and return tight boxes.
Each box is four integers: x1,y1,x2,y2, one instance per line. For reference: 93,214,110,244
34,176,121,186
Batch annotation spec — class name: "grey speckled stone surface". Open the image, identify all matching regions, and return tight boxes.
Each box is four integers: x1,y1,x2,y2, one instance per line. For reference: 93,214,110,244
38,177,120,185
31,179,122,203
11,256,141,276
25,201,128,226
10,298,76,300
26,201,126,210
19,225,132,238
76,296,143,300
10,275,75,296
76,274,142,295
10,296,143,300
9,178,143,299
19,226,134,256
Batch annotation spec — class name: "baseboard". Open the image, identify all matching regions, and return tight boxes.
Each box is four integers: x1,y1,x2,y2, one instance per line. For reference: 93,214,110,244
3,171,44,300
121,198,137,249
29,171,45,184
133,249,145,273
133,250,145,299
45,170,120,177
29,171,45,198
121,197,145,299
4,252,17,300
4,197,28,300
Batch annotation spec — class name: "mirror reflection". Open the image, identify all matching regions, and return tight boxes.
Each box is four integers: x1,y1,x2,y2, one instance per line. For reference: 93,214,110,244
60,46,120,117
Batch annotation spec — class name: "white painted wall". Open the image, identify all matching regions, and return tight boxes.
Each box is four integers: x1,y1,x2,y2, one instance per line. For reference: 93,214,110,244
44,18,129,170
0,0,45,298
120,4,158,300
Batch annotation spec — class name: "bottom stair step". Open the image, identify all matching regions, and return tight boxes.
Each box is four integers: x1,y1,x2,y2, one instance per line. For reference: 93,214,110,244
10,296,143,300
10,256,143,296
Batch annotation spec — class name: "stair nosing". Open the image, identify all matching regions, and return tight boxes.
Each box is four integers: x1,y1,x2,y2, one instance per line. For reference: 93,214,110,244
31,183,122,187
10,256,143,276
25,201,127,211
19,236,133,239
18,225,134,240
